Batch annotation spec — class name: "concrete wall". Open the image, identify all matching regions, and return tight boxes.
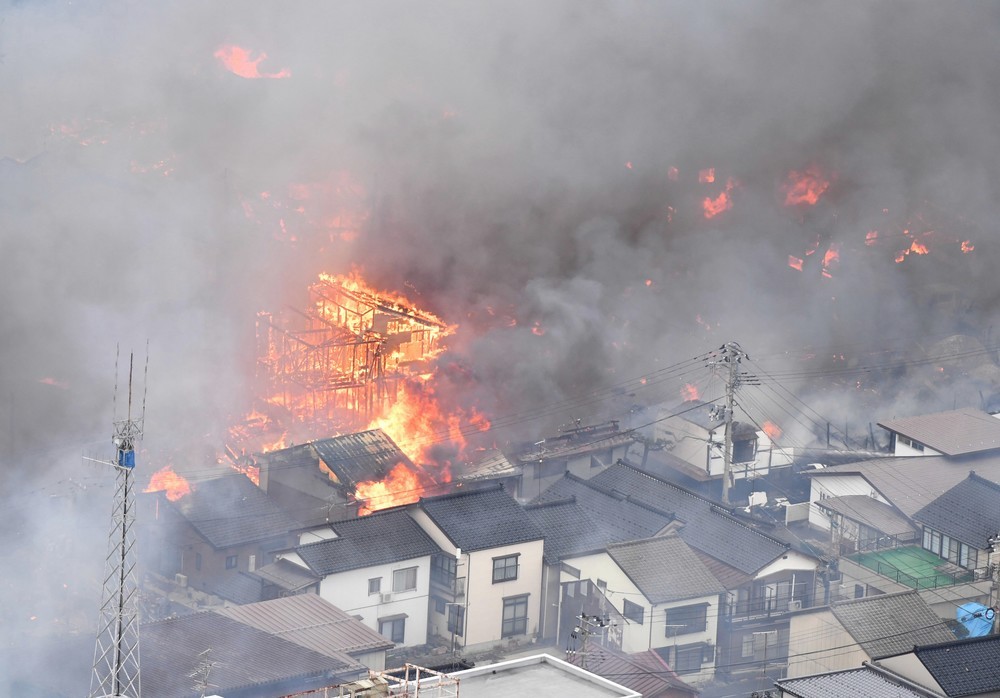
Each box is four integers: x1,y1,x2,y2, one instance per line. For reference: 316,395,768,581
785,608,865,678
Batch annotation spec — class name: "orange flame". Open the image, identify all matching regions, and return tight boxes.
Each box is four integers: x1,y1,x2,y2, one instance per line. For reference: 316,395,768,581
865,230,878,246
699,168,715,183
681,384,700,401
214,45,291,79
762,421,782,440
145,466,191,501
702,177,737,219
782,166,830,206
961,240,975,253
355,462,424,515
788,255,804,271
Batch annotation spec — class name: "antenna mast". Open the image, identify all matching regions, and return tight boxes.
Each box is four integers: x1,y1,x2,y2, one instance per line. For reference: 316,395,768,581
90,349,146,698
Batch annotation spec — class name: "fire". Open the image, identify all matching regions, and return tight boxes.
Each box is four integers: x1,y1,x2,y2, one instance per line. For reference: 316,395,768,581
681,383,700,401
144,466,191,502
895,239,930,263
702,177,737,219
865,230,878,246
215,45,291,79
788,255,804,271
762,421,782,440
355,462,425,515
699,168,715,183
782,166,830,206
961,240,975,253
821,243,840,278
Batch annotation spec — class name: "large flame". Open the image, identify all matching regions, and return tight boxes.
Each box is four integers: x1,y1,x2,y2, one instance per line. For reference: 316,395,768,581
144,466,191,502
782,166,831,206
215,45,291,79
355,462,425,516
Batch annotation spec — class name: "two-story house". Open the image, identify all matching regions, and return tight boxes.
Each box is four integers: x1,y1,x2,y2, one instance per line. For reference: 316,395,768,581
560,535,726,684
588,461,823,680
878,407,1000,457
139,471,300,598
276,508,441,647
410,483,545,653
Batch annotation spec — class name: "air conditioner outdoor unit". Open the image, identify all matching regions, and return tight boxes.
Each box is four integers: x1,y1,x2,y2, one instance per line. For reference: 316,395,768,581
175,573,188,587
380,593,393,603
787,600,802,611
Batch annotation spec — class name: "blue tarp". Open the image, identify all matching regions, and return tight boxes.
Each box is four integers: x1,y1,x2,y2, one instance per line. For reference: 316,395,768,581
957,602,995,637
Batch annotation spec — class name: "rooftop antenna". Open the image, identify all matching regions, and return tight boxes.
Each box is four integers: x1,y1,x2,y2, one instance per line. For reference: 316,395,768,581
90,343,148,698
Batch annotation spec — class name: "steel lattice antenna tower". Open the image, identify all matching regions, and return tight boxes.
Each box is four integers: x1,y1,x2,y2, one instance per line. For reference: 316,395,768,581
90,349,147,698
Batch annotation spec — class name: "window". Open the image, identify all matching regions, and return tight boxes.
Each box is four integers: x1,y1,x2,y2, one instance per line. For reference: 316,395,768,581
664,604,708,635
501,595,529,637
674,643,707,674
962,544,978,570
447,604,465,637
379,617,406,644
195,553,202,571
431,554,457,586
492,555,520,583
392,567,418,593
369,577,382,595
225,555,238,570
741,635,755,658
623,599,644,625
434,596,446,614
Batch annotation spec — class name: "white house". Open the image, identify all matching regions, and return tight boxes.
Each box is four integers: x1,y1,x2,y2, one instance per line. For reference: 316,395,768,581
276,508,442,647
877,407,1000,457
560,535,725,684
410,483,546,653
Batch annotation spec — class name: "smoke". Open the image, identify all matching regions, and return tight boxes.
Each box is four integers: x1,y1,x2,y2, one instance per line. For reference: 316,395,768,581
3,1,1000,691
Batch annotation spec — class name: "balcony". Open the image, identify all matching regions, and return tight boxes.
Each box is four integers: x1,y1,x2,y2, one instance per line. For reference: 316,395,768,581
848,546,974,590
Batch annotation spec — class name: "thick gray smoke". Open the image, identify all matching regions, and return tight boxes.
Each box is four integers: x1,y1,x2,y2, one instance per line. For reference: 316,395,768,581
2,2,1000,693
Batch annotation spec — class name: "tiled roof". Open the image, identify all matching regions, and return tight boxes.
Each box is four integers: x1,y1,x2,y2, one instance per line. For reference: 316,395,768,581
830,590,955,658
878,408,1000,456
312,429,414,486
813,451,1000,518
141,611,363,697
295,509,440,576
211,570,264,605
607,535,725,604
214,594,393,657
524,498,622,565
913,472,1000,548
251,558,321,592
589,462,792,575
815,495,916,537
172,472,299,549
775,666,934,697
568,644,698,697
420,483,544,551
531,473,674,551
910,634,1000,696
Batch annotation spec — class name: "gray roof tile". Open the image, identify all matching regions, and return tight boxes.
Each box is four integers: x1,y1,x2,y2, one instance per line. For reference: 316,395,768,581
607,535,725,603
913,472,1000,548
912,634,1000,696
831,590,955,658
172,472,299,549
296,509,440,576
776,666,933,697
878,408,1000,456
589,462,792,575
816,495,916,538
312,429,415,486
420,484,543,551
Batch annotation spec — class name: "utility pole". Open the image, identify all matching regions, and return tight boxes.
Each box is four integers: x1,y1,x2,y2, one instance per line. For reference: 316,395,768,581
711,342,748,506
566,613,614,670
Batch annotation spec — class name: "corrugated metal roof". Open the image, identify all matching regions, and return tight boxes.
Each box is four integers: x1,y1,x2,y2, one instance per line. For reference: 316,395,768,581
251,558,320,591
214,594,393,656
569,645,698,697
878,407,1000,456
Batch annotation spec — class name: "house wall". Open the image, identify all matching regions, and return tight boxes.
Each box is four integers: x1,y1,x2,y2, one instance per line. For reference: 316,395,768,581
655,418,712,475
808,475,887,529
560,551,720,683
173,527,271,594
875,654,946,694
284,554,432,648
785,608,864,678
756,550,819,578
461,539,545,650
349,650,387,672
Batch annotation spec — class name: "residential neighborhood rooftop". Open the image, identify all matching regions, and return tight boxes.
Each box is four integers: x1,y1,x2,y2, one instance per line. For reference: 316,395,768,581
312,428,415,485
906,634,1000,696
170,471,300,549
913,471,1000,549
607,534,725,604
829,590,955,659
815,494,916,538
878,407,1000,456
419,483,544,551
774,665,939,697
295,508,440,576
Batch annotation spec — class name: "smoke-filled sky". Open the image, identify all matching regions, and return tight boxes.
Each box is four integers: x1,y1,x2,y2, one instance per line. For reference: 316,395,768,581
2,2,1000,692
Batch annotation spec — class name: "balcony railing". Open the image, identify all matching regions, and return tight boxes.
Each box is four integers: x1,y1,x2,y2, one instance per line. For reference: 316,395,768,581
726,587,814,622
848,546,975,590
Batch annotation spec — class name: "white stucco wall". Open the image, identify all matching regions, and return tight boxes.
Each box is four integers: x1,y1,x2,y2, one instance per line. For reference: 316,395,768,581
808,475,887,529
462,539,545,649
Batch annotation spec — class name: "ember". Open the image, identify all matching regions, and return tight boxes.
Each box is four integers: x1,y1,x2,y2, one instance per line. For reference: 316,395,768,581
782,166,830,206
214,45,290,79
